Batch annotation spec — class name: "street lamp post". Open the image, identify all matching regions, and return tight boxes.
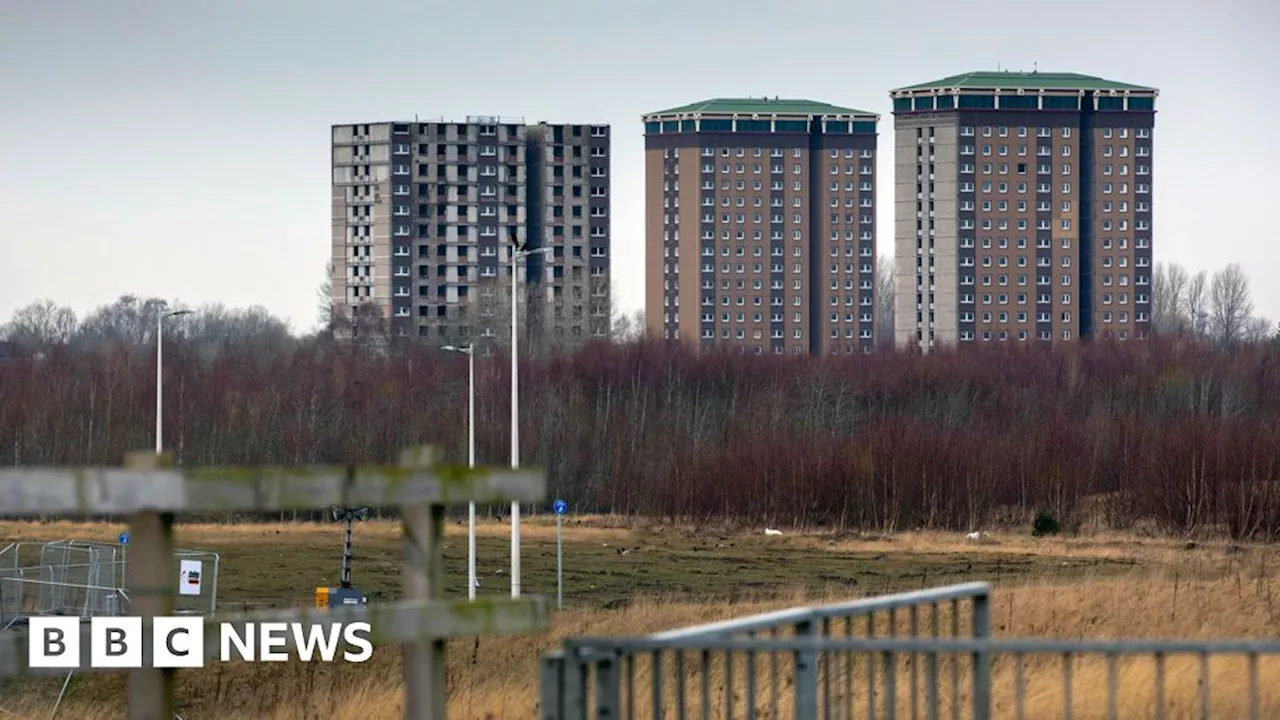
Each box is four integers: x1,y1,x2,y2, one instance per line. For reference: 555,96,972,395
156,309,192,454
509,242,552,599
442,343,477,601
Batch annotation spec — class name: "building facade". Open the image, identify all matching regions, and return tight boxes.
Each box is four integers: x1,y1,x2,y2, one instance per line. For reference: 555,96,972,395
643,98,879,355
330,118,611,348
889,71,1157,350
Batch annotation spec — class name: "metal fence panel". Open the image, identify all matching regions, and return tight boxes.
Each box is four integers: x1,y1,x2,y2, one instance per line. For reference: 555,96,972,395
542,583,992,720
539,583,1280,720
171,549,220,616
0,550,220,626
547,635,1280,720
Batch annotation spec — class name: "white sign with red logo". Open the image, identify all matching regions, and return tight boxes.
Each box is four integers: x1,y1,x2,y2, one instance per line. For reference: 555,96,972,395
179,559,202,596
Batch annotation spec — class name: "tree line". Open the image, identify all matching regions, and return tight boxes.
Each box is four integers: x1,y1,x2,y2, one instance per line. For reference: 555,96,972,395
6,258,1269,353
1150,261,1275,344
2,297,1279,537
874,258,1276,349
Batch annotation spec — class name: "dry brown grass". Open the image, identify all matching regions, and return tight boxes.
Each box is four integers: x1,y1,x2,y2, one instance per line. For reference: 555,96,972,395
0,514,1245,566
2,519,1278,719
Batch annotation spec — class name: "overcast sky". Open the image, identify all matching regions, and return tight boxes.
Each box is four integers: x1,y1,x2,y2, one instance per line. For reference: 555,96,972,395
2,0,1276,333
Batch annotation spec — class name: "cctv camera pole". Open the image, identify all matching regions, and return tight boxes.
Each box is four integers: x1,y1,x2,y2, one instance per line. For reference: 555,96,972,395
334,506,368,589
341,511,354,589
320,507,370,608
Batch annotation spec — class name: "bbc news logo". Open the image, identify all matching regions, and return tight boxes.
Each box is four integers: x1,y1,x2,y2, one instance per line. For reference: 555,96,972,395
29,617,373,668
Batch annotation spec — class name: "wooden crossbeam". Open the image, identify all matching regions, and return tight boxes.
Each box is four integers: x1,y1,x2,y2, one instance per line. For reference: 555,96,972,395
0,459,544,515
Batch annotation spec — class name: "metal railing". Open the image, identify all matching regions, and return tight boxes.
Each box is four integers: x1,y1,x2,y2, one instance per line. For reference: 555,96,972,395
0,576,130,627
541,583,991,720
0,551,219,625
0,563,109,623
541,582,1280,719
39,540,121,585
0,446,549,720
170,549,221,615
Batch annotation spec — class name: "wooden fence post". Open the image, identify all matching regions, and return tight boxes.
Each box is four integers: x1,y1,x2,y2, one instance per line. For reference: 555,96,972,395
123,450,176,720
399,446,445,719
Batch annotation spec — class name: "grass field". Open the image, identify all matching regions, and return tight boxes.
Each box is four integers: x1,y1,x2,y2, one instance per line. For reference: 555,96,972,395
2,517,1279,719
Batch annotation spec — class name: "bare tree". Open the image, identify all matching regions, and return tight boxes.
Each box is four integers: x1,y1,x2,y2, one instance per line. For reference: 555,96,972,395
429,274,546,355
74,295,173,347
1185,271,1210,337
347,303,389,345
1208,263,1254,347
876,256,895,347
1151,262,1190,334
1,300,78,348
473,275,514,353
607,278,643,343
528,276,597,356
588,276,613,343
612,309,645,343
317,262,335,330
183,304,295,359
1242,316,1273,345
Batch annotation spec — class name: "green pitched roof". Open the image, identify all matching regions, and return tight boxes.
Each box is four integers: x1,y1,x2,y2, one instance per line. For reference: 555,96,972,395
644,97,876,118
892,71,1156,93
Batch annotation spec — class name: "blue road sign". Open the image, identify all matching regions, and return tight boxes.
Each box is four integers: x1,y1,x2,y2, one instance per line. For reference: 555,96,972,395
553,500,567,515
118,532,130,545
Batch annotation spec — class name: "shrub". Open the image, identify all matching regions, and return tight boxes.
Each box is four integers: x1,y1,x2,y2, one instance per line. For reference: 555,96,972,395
1032,510,1061,537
